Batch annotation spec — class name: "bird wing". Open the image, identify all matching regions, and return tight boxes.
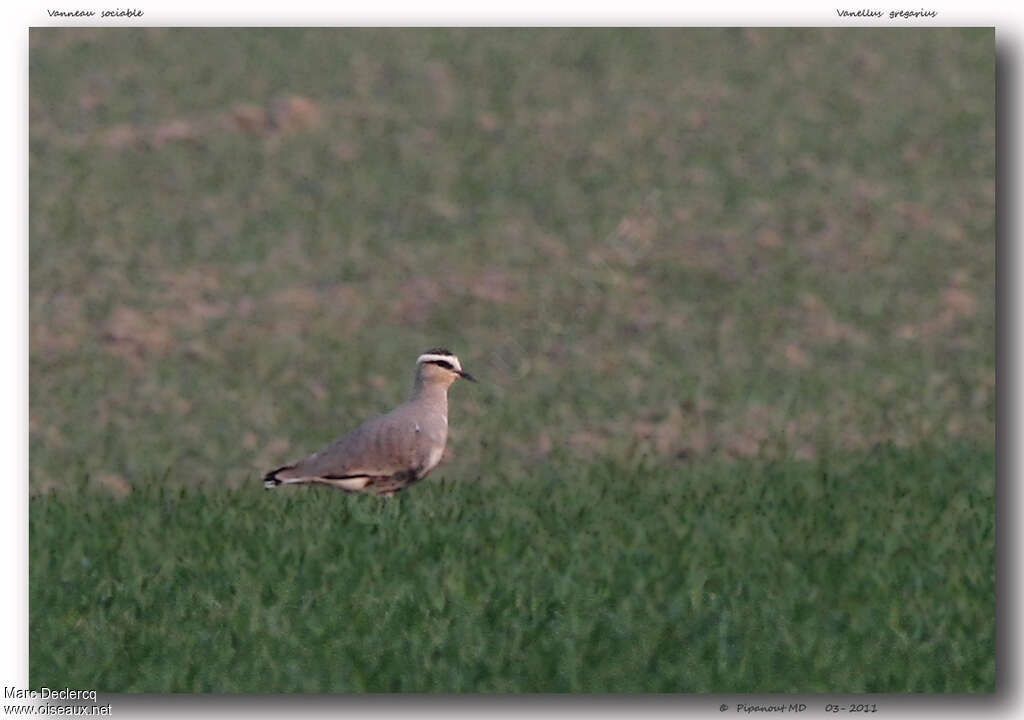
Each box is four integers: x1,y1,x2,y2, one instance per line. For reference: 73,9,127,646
275,409,419,481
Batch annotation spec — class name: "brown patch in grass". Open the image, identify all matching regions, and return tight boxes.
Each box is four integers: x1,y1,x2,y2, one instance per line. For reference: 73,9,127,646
476,111,500,132
34,419,68,453
95,472,131,496
582,396,856,465
942,287,977,317
555,378,983,466
229,103,269,134
631,404,685,456
267,95,323,133
742,28,765,47
623,295,677,336
784,343,810,368
425,61,457,117
160,266,232,327
78,84,106,113
226,95,324,137
152,119,199,147
724,404,776,459
100,124,141,149
270,286,322,314
426,194,462,221
306,380,328,402
367,374,389,391
669,231,771,282
533,432,554,460
611,210,659,264
262,283,366,338
721,405,829,461
626,400,718,460
95,267,281,370
799,293,867,346
333,140,360,162
893,200,933,230
32,293,86,359
32,475,60,496
626,100,664,140
533,229,571,261
394,276,444,324
225,95,324,136
102,306,174,370
568,428,610,456
390,269,524,323
756,227,783,249
897,282,980,341
51,94,327,150
467,270,521,304
257,437,294,472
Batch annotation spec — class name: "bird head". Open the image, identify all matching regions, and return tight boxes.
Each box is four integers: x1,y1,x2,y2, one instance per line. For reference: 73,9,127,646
416,347,477,387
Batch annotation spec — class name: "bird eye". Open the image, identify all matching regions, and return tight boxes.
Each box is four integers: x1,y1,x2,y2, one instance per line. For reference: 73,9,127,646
433,360,454,370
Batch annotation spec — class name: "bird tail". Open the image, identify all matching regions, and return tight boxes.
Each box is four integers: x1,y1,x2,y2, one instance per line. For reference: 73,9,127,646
263,465,298,489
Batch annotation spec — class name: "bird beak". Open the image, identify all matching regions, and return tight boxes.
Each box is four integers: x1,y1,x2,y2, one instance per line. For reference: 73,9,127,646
457,369,477,382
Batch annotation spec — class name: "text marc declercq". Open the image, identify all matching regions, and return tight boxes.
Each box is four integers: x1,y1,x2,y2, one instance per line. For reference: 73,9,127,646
4,687,99,702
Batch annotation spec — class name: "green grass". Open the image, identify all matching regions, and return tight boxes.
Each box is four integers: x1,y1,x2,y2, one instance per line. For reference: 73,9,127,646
29,28,994,692
31,443,993,693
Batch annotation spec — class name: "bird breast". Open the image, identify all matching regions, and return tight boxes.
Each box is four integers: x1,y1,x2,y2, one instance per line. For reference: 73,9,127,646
423,443,445,474
415,415,448,474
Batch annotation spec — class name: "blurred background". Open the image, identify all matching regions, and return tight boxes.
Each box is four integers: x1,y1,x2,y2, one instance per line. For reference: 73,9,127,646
29,27,993,493
27,27,995,694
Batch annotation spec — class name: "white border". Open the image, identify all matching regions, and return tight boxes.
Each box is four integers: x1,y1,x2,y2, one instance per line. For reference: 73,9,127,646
15,1,1015,27
5,3,1018,719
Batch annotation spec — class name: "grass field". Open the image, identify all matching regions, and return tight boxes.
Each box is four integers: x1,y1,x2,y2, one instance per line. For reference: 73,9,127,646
29,28,994,692
32,443,993,693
